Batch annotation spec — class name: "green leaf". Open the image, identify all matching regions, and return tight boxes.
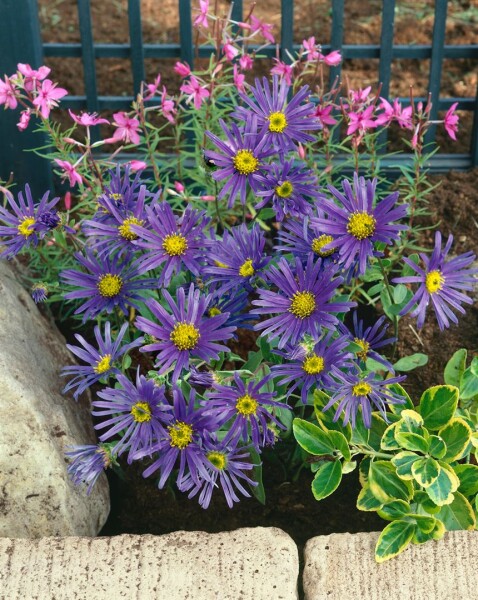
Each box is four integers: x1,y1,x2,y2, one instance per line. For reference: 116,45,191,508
411,514,437,534
428,435,447,459
419,385,459,430
327,430,352,461
425,464,458,506
314,390,352,441
439,418,472,461
342,460,357,474
435,492,476,531
350,415,370,447
391,451,420,480
413,490,440,515
242,349,263,374
375,520,416,563
369,460,413,502
387,383,414,415
293,419,335,456
393,283,408,304
395,431,430,454
393,353,428,372
455,464,478,497
311,460,343,501
357,485,383,512
444,349,467,388
248,446,266,505
377,500,411,521
411,457,440,488
471,356,478,377
381,423,401,450
460,368,478,401
368,414,388,451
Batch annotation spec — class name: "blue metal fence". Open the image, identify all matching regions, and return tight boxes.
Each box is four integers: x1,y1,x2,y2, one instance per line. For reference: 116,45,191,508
1,0,477,195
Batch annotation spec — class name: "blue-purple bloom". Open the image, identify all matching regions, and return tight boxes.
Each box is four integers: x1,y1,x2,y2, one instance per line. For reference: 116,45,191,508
275,216,338,264
97,164,145,212
254,159,319,221
345,312,396,372
204,372,290,449
312,174,409,276
135,283,236,382
232,76,320,153
205,115,271,207
65,443,115,494
60,251,156,321
61,321,142,400
131,202,209,285
252,255,355,349
31,282,48,303
323,367,407,428
0,185,60,258
393,231,478,330
271,330,355,404
202,223,269,295
207,289,255,332
93,370,169,464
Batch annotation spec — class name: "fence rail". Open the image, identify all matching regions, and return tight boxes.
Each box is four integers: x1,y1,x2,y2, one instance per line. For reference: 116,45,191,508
1,0,477,196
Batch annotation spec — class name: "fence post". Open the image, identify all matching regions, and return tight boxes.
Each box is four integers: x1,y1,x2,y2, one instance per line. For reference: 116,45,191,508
0,0,53,196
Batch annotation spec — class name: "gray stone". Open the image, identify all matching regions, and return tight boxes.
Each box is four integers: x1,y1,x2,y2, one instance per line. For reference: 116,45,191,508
303,530,478,600
0,260,109,537
0,528,299,599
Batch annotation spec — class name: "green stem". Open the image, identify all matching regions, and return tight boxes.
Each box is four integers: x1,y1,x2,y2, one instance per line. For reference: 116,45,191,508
378,258,399,362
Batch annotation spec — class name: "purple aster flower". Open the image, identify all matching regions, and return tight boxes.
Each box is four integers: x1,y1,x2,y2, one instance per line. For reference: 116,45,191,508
344,312,396,372
254,159,319,221
202,223,270,295
393,231,478,330
65,443,115,495
31,282,48,303
60,251,156,322
232,76,320,153
252,255,356,349
323,367,407,428
0,184,60,258
135,283,236,382
182,435,256,508
275,216,338,264
93,370,169,464
61,321,142,400
131,202,209,286
205,115,271,207
98,164,145,212
203,372,290,449
82,184,159,257
134,386,217,490
189,365,216,389
207,289,255,332
271,329,355,404
312,174,409,276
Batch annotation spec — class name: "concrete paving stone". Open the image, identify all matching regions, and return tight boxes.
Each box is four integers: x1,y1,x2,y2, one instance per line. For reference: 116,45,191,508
303,530,478,600
0,527,299,600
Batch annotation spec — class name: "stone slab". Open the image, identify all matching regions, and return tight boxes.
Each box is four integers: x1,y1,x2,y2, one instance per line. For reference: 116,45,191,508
303,530,478,600
0,527,298,600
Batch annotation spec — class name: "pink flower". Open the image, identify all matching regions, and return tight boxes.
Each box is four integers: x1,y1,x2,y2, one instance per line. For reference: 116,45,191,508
223,41,239,62
17,63,51,91
0,76,18,109
349,86,372,105
110,112,141,145
161,87,177,124
174,61,191,78
64,192,72,211
174,181,185,193
346,105,376,135
302,37,320,61
68,109,109,126
54,159,82,188
315,104,337,127
444,102,459,141
375,98,413,129
239,54,254,70
297,143,306,160
322,50,342,66
128,160,147,172
270,59,293,85
144,74,162,99
17,110,31,131
250,15,275,43
180,76,210,110
233,65,245,92
32,79,68,118
194,0,209,28
411,124,420,149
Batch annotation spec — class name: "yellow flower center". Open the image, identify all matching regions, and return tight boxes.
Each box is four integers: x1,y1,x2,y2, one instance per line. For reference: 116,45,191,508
354,338,370,361
97,274,123,297
209,307,222,317
130,401,152,423
236,393,258,416
425,270,445,294
311,235,336,257
162,233,188,256
94,354,112,374
109,193,123,202
118,216,144,240
207,451,227,470
347,212,376,240
233,149,259,175
239,259,255,277
168,421,193,449
17,216,36,238
352,382,372,396
302,354,325,375
170,322,200,351
289,291,316,319
275,181,294,198
268,111,288,133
